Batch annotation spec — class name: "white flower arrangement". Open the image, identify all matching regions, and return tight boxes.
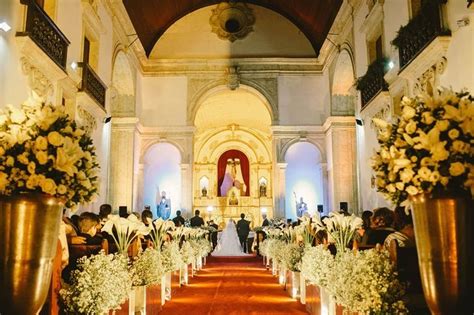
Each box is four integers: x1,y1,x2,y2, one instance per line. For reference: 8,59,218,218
0,98,100,210
60,251,131,314
101,214,150,254
129,248,164,287
180,241,195,265
372,89,474,205
281,243,305,272
300,245,334,288
330,249,407,314
268,239,287,264
148,218,175,248
320,212,362,252
160,241,183,273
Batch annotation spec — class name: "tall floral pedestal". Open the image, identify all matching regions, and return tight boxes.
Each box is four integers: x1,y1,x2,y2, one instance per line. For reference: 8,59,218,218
299,273,306,304
146,284,162,314
188,262,194,278
202,255,207,266
0,194,62,315
114,289,135,315
171,270,181,296
134,286,146,314
286,271,300,299
180,264,189,285
305,283,321,315
271,260,278,276
196,257,203,270
161,273,172,304
278,266,287,286
410,194,474,314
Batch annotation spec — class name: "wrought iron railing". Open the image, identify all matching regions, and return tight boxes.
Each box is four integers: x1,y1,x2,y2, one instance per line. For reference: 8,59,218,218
20,0,70,70
392,0,450,70
81,63,107,109
356,58,389,109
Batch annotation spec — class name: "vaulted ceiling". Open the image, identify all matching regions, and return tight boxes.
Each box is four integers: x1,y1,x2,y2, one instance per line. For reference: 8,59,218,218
123,0,343,57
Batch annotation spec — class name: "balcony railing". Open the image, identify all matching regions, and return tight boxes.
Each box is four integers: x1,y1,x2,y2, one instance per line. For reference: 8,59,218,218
20,0,70,70
392,0,450,71
81,63,107,109
356,58,389,109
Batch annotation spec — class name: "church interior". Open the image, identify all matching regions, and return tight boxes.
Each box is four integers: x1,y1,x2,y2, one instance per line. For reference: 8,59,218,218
0,0,473,314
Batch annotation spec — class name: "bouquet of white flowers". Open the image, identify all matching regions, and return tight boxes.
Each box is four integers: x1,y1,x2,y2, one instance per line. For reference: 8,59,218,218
60,251,131,314
300,245,334,288
281,243,305,272
161,241,183,273
321,212,362,252
129,248,164,287
0,98,100,210
101,214,150,254
148,218,175,249
331,249,407,313
180,241,195,265
372,89,474,205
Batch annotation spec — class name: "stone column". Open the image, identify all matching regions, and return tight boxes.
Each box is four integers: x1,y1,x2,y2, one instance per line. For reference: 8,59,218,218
180,163,192,217
319,162,329,215
323,117,358,213
134,163,145,212
275,162,287,218
108,117,138,212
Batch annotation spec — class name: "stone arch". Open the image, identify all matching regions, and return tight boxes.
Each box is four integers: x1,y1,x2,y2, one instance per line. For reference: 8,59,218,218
188,80,277,125
140,139,185,164
110,49,135,116
331,47,356,116
279,137,326,164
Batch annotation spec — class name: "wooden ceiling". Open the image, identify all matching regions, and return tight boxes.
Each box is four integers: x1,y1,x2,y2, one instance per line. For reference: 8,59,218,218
123,0,343,57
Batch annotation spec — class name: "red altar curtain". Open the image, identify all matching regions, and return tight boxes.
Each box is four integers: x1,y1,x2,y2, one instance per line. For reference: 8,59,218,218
217,150,250,196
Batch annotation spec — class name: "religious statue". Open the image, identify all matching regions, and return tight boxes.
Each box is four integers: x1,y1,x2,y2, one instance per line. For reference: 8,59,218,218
201,186,208,197
296,196,308,218
259,181,267,197
228,187,239,206
156,190,171,219
220,158,247,196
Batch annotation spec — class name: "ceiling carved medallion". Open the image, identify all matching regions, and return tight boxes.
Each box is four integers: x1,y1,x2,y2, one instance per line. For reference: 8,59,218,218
209,2,255,42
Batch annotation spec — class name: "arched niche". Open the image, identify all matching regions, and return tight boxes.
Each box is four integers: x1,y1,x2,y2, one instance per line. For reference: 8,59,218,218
111,50,135,116
331,49,356,116
284,142,325,219
217,150,250,197
142,142,182,219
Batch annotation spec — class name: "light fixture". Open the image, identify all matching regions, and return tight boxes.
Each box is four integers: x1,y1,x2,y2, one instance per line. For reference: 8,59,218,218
388,60,394,69
0,22,11,32
355,118,364,126
103,116,111,124
260,207,268,214
70,61,78,70
207,206,214,212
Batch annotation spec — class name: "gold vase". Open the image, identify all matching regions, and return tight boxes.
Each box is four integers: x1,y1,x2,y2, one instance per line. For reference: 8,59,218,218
410,193,474,314
0,193,63,315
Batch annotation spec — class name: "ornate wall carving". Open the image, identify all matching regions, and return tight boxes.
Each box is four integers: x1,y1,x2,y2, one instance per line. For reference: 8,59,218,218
413,57,447,96
209,2,255,42
20,57,53,99
76,105,97,135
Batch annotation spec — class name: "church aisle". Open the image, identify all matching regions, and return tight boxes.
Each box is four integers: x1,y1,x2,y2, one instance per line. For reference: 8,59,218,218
160,256,308,315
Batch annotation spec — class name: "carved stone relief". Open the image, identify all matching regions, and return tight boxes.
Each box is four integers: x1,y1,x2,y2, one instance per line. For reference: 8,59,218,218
370,104,391,129
209,2,255,42
226,66,240,90
21,57,53,99
413,57,447,96
77,105,97,135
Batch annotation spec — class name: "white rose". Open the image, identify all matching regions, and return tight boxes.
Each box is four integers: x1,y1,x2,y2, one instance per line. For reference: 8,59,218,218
18,153,29,165
6,156,14,167
406,185,419,196
448,129,460,140
73,129,85,137
35,151,48,165
402,106,416,120
435,120,449,132
7,105,26,124
429,171,440,183
39,178,57,195
77,171,86,180
47,131,64,147
26,175,39,190
400,168,415,183
405,121,417,134
431,142,449,162
386,184,396,193
0,114,7,125
395,182,405,191
35,136,48,151
27,161,36,174
0,172,9,191
421,112,434,125
0,146,5,156
420,157,433,166
440,177,449,186
452,140,469,154
57,184,67,195
417,167,431,181
449,162,466,177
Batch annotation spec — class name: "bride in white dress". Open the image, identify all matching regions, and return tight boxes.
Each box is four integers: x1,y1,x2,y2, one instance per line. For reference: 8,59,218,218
211,219,250,256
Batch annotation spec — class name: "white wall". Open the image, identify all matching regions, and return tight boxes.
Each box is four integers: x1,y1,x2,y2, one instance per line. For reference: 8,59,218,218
278,75,331,125
138,76,188,127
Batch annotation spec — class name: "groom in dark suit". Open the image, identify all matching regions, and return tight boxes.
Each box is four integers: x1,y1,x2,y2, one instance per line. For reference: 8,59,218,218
236,213,251,253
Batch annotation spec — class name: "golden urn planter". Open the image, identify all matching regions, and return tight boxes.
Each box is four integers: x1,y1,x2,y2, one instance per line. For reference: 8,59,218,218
410,193,473,314
0,193,63,315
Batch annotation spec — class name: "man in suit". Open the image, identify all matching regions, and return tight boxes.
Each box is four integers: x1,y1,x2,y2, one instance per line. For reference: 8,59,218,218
172,210,185,227
262,214,270,227
190,209,205,227
236,213,251,253
208,220,219,249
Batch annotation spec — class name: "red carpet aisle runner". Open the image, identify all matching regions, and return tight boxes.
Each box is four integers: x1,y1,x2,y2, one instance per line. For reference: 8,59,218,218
160,256,308,315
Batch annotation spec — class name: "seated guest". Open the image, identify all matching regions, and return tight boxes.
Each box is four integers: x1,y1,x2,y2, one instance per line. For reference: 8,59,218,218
190,209,205,227
262,214,269,227
70,214,80,231
384,207,415,248
357,210,373,243
286,218,292,228
365,207,395,246
131,211,141,220
142,209,153,226
98,204,112,225
77,212,103,245
172,210,186,227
